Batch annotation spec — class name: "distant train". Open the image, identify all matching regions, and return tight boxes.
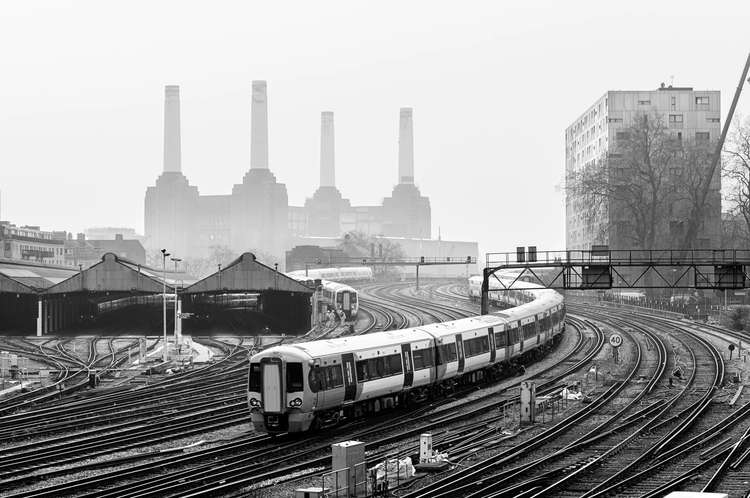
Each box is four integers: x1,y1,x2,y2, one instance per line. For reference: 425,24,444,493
286,266,373,283
248,278,565,433
286,268,372,320
467,275,536,308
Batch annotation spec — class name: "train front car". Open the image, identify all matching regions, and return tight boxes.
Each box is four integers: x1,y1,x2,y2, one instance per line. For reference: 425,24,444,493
248,346,316,433
327,281,359,319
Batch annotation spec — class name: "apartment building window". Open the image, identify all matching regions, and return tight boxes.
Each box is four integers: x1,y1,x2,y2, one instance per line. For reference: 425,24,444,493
695,96,710,105
696,131,710,143
707,117,720,123
669,114,684,127
638,99,651,105
608,117,623,123
671,96,676,110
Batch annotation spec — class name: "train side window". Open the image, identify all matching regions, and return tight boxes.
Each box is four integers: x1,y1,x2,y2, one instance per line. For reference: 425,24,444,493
442,343,458,362
249,363,261,391
495,331,506,348
464,336,490,357
356,360,369,382
389,354,403,374
508,327,519,344
413,349,433,370
286,363,304,392
330,365,344,388
308,367,322,392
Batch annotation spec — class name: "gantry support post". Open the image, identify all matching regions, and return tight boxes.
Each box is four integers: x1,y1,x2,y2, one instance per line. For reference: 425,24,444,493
481,267,490,315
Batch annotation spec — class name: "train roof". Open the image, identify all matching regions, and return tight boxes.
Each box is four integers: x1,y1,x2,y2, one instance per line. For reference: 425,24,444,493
289,328,435,357
320,280,356,292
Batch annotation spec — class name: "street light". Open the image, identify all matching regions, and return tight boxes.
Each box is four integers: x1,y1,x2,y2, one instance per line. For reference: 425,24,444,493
160,249,170,362
171,257,182,346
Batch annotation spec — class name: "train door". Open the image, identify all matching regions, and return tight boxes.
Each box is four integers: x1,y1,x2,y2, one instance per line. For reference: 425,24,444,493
434,340,446,381
456,335,465,373
401,344,414,388
260,358,283,413
310,361,324,407
537,315,542,345
341,353,357,402
342,292,351,318
504,328,511,361
488,327,496,363
518,323,524,353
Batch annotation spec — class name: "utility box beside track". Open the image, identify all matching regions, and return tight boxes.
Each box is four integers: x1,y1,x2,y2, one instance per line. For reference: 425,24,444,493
520,381,536,425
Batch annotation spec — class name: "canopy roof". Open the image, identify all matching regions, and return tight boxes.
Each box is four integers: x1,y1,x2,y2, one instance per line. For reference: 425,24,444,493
0,258,77,293
186,253,313,294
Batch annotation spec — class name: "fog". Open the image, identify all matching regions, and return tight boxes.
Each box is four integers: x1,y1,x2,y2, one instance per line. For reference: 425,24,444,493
0,0,748,257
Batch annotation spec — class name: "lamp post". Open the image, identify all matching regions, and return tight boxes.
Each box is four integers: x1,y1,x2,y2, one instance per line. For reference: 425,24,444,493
171,257,182,346
160,249,170,362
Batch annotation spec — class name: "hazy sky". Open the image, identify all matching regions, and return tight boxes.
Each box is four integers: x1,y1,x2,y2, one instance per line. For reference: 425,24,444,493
1,1,749,257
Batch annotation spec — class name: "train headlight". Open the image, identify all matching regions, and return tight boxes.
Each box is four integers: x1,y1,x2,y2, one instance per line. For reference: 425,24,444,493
289,397,303,408
249,397,261,408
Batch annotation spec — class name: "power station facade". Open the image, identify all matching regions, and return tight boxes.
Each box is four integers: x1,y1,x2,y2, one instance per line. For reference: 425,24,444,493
144,83,431,266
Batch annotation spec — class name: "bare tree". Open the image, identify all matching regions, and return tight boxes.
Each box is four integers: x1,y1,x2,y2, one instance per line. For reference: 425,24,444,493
670,137,720,249
724,116,750,247
567,112,680,250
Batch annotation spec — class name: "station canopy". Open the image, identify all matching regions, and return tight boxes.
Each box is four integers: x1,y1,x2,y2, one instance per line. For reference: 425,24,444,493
186,252,313,294
43,253,196,295
0,258,77,293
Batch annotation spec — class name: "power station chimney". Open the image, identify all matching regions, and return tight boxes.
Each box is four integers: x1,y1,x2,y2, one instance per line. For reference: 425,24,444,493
398,107,414,184
163,85,181,173
250,80,269,170
320,111,335,187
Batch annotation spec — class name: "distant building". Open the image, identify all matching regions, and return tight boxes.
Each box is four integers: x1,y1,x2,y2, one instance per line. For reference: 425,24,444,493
292,236,478,278
84,227,144,242
144,83,433,268
565,85,722,251
286,245,347,272
65,233,146,267
0,222,66,266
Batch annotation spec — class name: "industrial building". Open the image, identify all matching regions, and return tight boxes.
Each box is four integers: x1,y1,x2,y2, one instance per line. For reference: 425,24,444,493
565,85,722,251
144,83,434,268
288,235,479,278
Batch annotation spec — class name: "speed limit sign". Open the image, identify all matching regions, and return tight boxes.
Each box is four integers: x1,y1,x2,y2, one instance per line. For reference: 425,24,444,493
609,333,623,348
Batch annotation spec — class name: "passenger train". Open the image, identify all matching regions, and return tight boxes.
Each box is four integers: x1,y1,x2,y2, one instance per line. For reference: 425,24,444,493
468,274,535,307
286,266,373,283
286,272,362,320
248,277,565,433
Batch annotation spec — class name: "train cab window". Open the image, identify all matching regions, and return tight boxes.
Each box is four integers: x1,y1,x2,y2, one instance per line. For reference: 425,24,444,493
308,367,322,392
375,357,385,377
249,363,261,392
286,362,304,392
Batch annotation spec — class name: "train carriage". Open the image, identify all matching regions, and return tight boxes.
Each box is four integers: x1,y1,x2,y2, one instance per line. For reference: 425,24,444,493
248,277,566,433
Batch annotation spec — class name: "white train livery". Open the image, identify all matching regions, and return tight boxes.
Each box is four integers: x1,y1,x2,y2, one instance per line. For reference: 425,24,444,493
248,278,565,433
